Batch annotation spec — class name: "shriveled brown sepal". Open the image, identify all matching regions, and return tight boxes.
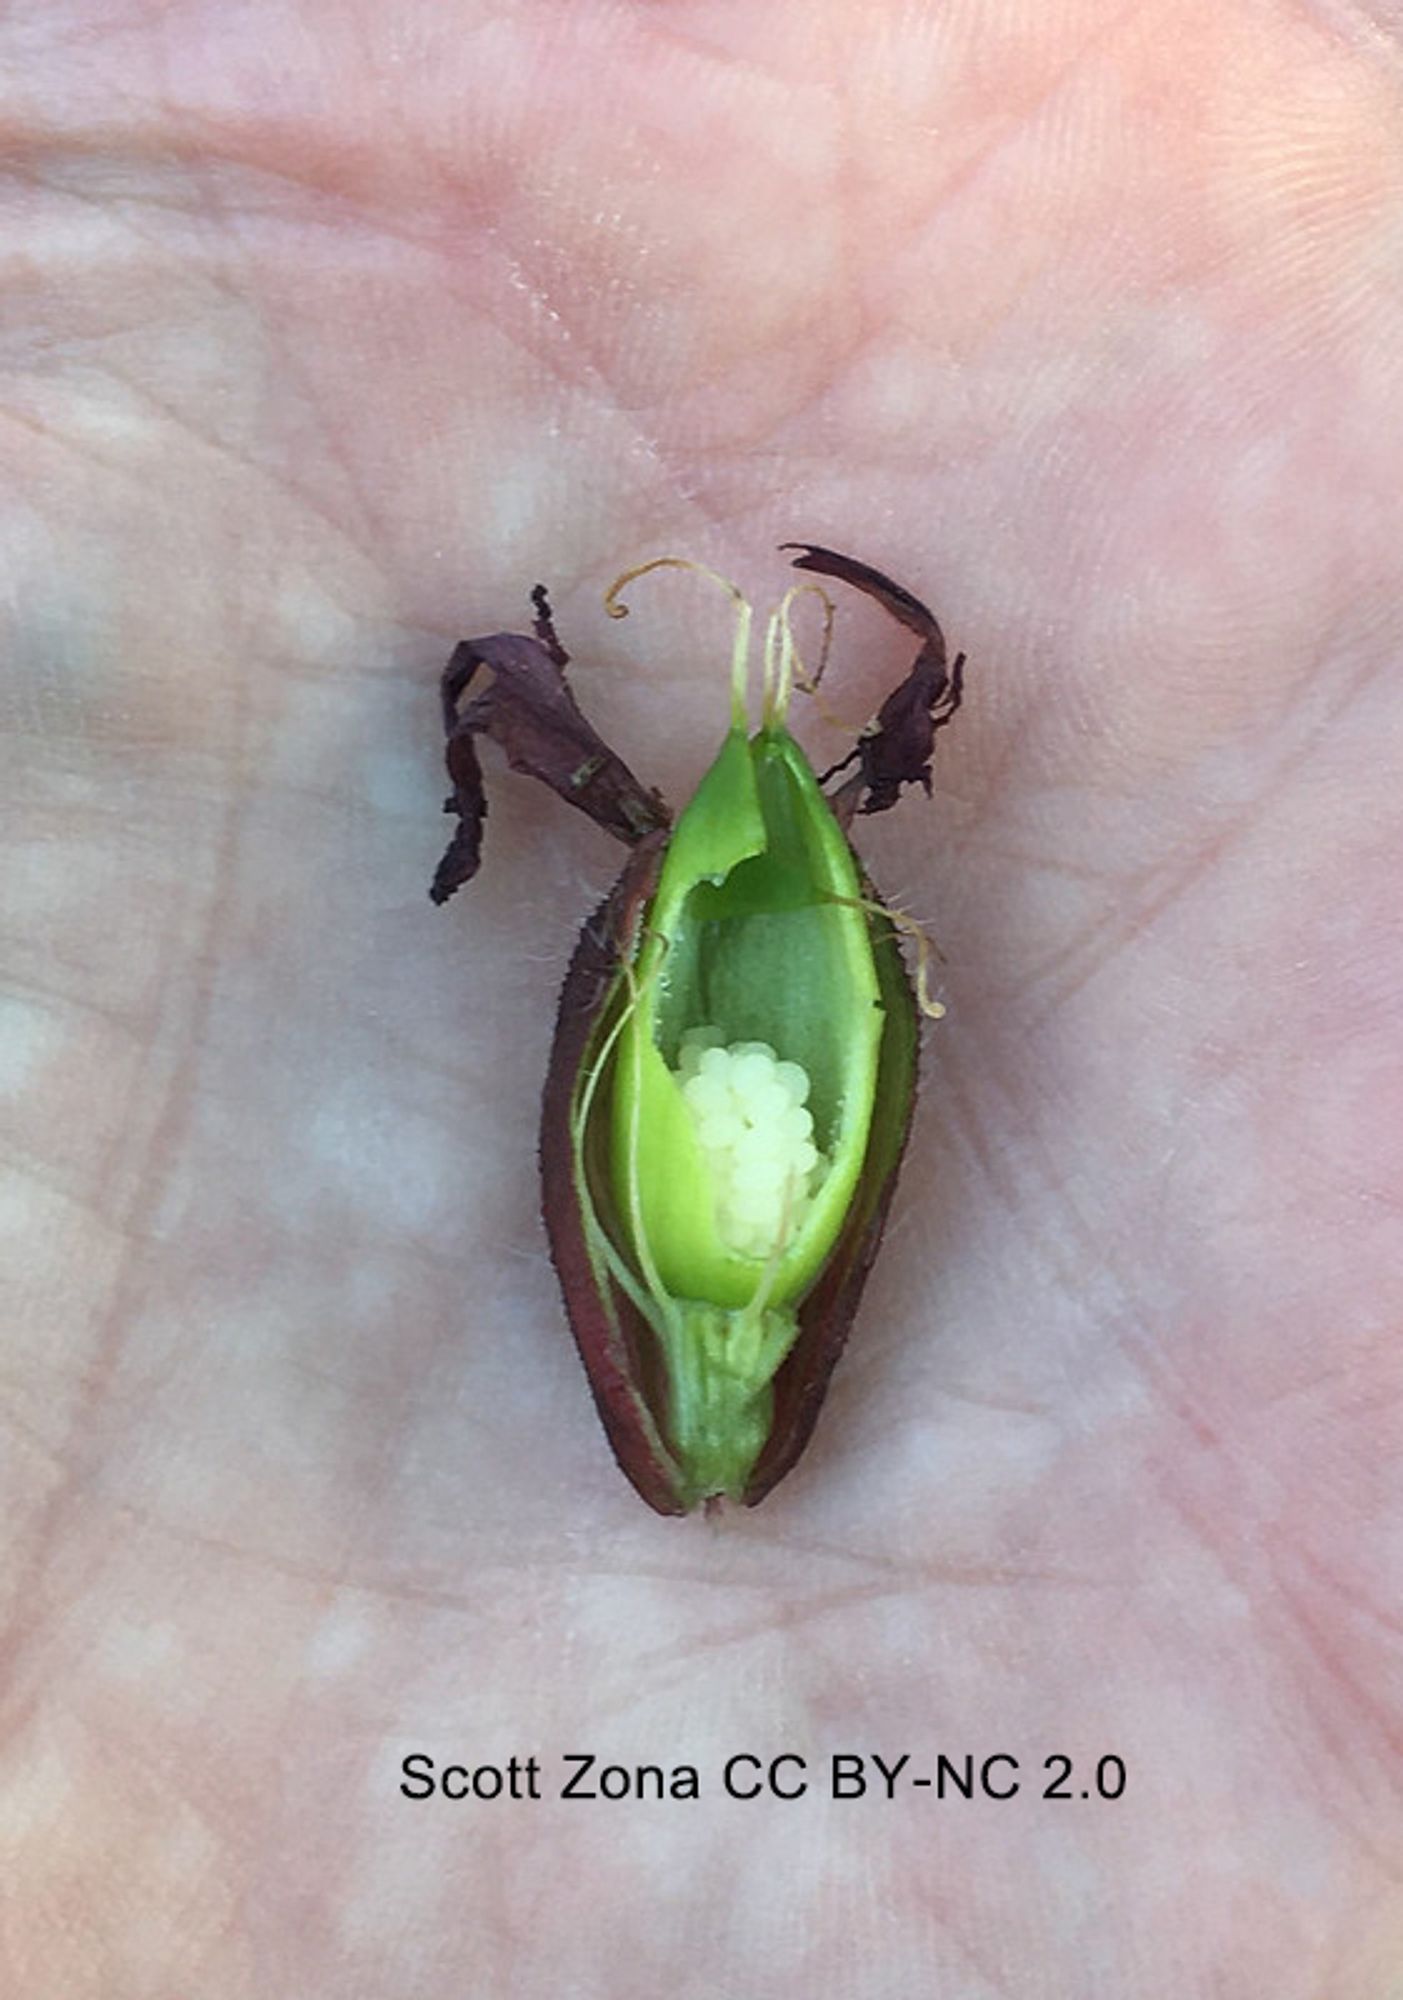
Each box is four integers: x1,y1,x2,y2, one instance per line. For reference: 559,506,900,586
782,544,965,822
430,585,670,905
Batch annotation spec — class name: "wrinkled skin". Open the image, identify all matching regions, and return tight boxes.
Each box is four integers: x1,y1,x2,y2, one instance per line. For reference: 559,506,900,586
4,2,1403,1993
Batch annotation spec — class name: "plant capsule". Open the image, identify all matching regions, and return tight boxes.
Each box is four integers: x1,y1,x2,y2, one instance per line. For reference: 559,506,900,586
434,546,965,1513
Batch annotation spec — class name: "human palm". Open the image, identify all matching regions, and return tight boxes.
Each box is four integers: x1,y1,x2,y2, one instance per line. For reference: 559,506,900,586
5,2,1403,1993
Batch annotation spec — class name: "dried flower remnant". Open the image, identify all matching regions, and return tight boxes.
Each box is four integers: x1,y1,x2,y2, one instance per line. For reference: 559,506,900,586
782,543,965,823
431,584,669,906
432,550,967,1513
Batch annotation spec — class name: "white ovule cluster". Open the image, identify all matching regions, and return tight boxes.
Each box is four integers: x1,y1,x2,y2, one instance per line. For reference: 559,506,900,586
674,1026,826,1260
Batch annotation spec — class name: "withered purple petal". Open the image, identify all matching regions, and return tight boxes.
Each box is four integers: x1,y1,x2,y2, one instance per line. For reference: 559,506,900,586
429,588,670,905
430,724,487,903
781,543,966,817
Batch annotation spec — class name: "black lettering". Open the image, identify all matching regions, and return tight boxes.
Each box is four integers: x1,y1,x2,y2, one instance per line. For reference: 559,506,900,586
725,1754,762,1799
400,1754,435,1799
1097,1755,1126,1800
561,1753,595,1799
832,1754,866,1799
981,1755,1019,1799
1043,1755,1073,1799
769,1755,807,1800
934,1754,975,1799
870,1753,910,1798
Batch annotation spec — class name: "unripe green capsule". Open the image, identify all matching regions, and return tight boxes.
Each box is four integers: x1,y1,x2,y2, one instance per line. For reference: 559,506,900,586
433,546,964,1514
602,717,886,1501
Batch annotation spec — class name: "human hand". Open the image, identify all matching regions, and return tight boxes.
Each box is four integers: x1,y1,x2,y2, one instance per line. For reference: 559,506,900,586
4,2,1402,1992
